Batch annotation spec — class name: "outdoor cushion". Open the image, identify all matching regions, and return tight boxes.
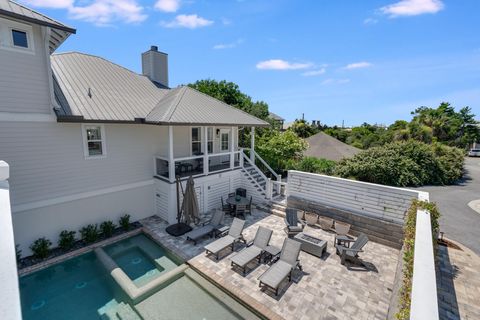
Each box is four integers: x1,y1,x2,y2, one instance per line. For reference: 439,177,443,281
185,225,214,241
230,246,262,267
204,235,236,255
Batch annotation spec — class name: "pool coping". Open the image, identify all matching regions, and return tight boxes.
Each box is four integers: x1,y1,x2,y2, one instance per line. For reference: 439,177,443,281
18,228,143,276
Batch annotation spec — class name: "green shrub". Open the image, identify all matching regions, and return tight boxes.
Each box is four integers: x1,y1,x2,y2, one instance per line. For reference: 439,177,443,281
335,140,464,187
119,214,131,231
291,157,336,175
80,224,99,243
16,244,22,263
100,221,116,237
58,230,76,251
396,200,440,320
29,237,52,259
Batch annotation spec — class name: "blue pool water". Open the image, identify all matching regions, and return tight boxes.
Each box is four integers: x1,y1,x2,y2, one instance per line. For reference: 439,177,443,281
19,234,180,320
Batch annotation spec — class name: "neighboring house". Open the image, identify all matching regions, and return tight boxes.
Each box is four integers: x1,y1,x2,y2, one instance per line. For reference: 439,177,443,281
268,112,285,129
0,0,275,255
304,132,361,161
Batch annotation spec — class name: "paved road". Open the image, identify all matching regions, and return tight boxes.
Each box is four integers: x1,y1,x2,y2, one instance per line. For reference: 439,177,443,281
417,157,480,255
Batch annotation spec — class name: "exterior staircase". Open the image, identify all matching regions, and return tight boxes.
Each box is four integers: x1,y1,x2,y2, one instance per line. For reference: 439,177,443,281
241,162,267,198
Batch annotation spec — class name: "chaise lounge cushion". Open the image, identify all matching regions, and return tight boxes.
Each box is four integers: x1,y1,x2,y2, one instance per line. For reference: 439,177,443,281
204,235,236,255
185,225,214,241
231,246,262,267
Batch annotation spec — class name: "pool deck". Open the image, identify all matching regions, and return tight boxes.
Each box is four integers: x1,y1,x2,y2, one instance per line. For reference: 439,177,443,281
141,211,400,320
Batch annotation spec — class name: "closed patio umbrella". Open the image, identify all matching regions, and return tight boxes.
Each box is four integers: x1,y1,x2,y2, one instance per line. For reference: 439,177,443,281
181,176,200,225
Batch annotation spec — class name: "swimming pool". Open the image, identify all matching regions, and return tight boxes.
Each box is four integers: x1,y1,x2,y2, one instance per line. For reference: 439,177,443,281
19,233,262,320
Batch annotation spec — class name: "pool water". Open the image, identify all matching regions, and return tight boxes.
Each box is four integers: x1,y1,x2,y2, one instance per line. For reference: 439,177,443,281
19,234,180,320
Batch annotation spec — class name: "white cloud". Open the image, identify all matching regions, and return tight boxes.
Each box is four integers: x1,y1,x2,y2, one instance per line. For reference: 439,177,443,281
21,0,147,26
21,0,72,8
221,17,232,25
162,14,213,29
154,0,180,13
380,0,444,17
301,68,326,77
363,18,378,25
321,78,350,85
213,38,244,50
256,59,312,70
344,61,372,70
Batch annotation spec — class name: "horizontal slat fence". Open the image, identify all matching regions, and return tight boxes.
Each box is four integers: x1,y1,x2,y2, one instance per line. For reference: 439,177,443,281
287,171,420,224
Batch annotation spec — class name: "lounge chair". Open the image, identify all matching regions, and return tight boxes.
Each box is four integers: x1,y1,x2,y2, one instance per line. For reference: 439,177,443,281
204,218,246,260
258,238,302,296
284,209,306,237
185,210,225,245
335,233,369,265
230,226,273,275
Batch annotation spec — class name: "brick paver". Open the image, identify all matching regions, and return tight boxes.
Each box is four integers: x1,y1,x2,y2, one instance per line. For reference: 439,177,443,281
142,211,400,320
436,240,480,320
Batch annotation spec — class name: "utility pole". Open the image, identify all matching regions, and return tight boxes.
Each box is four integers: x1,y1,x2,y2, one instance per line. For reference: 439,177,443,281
342,120,344,128
302,113,304,120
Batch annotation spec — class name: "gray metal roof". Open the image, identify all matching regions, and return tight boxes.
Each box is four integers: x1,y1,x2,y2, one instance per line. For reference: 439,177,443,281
268,112,284,121
0,0,75,52
52,52,269,127
146,86,269,126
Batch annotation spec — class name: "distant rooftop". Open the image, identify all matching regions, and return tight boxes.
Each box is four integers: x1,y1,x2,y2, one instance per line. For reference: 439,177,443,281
304,131,361,161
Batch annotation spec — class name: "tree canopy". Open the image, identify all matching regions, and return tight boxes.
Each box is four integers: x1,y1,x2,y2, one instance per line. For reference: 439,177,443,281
187,79,269,120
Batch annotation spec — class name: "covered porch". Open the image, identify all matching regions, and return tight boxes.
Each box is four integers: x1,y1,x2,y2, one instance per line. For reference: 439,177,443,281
154,126,259,182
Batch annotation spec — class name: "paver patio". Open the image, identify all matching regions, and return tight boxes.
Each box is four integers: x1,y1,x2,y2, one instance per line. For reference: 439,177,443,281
142,210,400,320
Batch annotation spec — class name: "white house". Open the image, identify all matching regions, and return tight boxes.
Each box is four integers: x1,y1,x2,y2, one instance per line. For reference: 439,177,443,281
0,0,278,256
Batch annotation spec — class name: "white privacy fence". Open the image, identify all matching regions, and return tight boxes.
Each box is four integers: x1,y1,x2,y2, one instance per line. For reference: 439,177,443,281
287,170,419,224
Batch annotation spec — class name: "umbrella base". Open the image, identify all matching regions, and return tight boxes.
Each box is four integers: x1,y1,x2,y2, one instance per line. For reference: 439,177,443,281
166,223,192,237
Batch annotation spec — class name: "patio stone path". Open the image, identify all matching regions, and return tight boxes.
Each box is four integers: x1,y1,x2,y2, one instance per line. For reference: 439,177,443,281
436,239,480,320
142,211,400,320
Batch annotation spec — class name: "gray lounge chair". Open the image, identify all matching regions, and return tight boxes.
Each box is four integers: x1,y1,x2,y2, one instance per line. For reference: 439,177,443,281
185,210,225,245
258,238,302,296
204,218,246,260
230,226,273,275
284,209,305,237
335,233,369,265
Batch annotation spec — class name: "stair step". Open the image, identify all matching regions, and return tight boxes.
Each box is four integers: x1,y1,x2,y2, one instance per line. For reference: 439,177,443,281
271,208,286,217
116,303,141,320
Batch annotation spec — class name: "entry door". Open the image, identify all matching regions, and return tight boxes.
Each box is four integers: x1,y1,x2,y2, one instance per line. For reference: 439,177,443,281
220,129,230,152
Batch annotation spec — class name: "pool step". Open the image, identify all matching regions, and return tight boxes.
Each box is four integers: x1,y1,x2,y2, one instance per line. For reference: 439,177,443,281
100,302,142,320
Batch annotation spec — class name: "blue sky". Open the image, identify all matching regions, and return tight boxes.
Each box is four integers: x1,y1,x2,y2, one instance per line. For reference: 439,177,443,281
23,0,480,126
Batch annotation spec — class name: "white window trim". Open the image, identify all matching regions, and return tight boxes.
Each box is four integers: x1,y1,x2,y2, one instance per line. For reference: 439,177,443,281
207,127,214,154
81,124,107,159
220,129,230,152
0,17,35,54
190,126,202,156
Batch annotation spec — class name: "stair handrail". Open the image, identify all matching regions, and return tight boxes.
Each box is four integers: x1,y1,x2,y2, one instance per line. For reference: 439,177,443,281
242,148,281,182
241,152,269,188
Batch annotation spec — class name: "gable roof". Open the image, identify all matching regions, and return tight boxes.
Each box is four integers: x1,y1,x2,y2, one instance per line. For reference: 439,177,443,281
52,52,269,127
0,0,75,52
304,132,361,161
269,112,284,121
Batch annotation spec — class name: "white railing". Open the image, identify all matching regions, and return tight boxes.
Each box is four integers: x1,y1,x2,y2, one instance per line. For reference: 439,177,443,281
0,161,22,320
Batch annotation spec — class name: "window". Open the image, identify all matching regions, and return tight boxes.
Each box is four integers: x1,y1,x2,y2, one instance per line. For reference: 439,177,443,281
191,127,201,155
83,125,106,158
220,130,229,152
12,30,28,48
207,127,214,154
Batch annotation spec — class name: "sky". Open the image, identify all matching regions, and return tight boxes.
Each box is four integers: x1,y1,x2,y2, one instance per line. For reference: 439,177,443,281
21,0,480,126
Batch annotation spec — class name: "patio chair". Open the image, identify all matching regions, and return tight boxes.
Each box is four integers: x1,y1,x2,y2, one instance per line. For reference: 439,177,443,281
304,212,318,226
204,218,246,260
258,238,302,296
235,204,247,219
333,221,352,245
221,196,233,215
317,216,334,231
335,233,369,265
230,226,273,275
284,209,306,237
185,210,225,245
236,188,247,197
228,192,236,198
245,196,253,216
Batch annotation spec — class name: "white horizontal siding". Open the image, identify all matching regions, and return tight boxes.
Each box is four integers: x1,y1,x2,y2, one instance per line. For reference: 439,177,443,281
0,23,51,114
206,178,230,211
287,170,419,224
0,122,168,206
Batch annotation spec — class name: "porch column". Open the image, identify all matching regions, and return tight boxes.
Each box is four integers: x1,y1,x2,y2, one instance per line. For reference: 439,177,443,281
168,125,175,183
203,126,208,175
230,126,235,169
250,126,255,162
